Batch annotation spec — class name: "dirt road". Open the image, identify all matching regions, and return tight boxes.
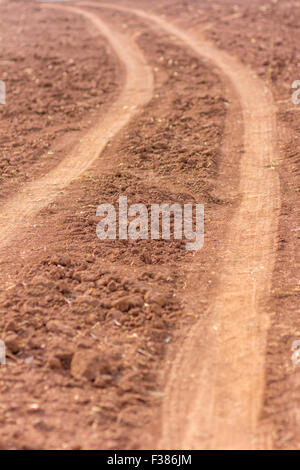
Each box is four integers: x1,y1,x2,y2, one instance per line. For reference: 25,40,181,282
1,0,298,450
79,2,280,449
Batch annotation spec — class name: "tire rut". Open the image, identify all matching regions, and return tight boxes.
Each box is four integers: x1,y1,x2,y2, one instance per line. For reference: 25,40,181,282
81,2,281,449
0,4,153,251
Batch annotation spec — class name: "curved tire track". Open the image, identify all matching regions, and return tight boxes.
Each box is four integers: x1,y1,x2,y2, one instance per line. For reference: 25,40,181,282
0,4,153,250
81,2,280,449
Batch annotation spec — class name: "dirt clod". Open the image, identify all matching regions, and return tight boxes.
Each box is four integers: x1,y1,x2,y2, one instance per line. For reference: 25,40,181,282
70,350,111,381
112,295,144,312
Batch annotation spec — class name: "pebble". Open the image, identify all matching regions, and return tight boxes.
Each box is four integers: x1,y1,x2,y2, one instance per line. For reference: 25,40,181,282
112,295,144,312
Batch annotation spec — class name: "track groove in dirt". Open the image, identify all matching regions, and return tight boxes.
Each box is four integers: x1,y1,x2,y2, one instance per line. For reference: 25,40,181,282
82,2,281,449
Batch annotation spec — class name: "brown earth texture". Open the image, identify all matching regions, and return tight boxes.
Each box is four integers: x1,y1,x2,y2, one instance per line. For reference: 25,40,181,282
0,0,299,450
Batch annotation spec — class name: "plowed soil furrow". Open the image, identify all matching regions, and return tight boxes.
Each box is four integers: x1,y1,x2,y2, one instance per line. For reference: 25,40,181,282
0,4,153,250
83,3,281,449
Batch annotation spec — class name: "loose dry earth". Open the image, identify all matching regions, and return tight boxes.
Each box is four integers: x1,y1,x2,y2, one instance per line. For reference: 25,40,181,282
0,0,299,450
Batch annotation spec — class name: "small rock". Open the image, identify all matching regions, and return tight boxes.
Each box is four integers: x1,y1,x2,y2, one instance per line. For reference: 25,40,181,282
56,256,72,267
6,320,17,332
111,295,144,312
144,291,170,307
33,419,53,432
47,357,62,370
80,272,98,282
70,350,111,381
28,337,41,349
76,337,94,349
88,216,99,226
6,334,20,354
46,320,74,337
141,252,152,264
107,280,117,292
55,350,74,370
85,313,97,325
57,281,71,294
106,309,123,323
93,374,113,388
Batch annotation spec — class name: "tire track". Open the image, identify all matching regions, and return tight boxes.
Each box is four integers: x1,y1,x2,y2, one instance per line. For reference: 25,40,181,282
81,2,281,449
0,4,153,250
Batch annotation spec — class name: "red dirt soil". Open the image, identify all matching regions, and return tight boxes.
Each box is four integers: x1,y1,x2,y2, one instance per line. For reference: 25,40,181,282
0,0,298,450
